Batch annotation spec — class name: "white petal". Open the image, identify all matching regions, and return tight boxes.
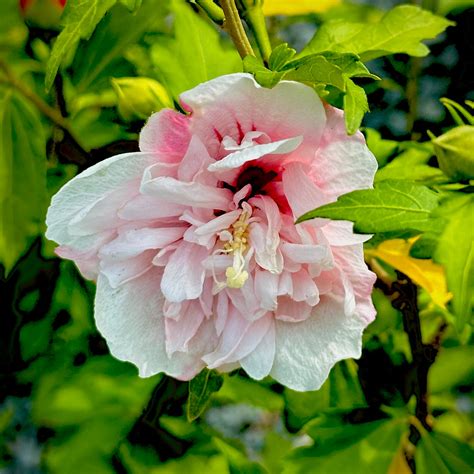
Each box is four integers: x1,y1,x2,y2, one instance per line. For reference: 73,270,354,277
141,176,232,211
281,242,333,266
99,227,185,260
94,268,207,380
254,269,279,311
118,194,185,220
208,136,302,172
99,250,155,288
322,221,372,246
282,161,329,219
46,152,158,251
160,241,208,302
203,310,272,368
271,296,368,391
165,300,205,356
314,139,378,199
240,320,275,380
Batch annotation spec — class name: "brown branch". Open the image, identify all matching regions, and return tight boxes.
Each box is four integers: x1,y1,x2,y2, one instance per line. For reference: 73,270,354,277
372,268,447,472
372,267,447,433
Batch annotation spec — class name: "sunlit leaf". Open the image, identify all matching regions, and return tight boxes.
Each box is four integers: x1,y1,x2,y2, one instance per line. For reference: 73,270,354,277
434,195,474,329
72,0,168,92
297,181,440,234
45,0,117,91
215,375,284,411
302,5,454,62
375,145,445,184
0,90,47,274
366,238,452,308
151,0,241,99
285,416,408,474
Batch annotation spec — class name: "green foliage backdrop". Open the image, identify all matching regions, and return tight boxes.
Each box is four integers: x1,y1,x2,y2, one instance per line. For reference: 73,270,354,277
1,0,473,472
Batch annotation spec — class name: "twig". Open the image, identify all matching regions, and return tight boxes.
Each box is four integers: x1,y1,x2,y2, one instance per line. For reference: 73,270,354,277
219,0,255,59
236,0,272,64
0,59,91,165
0,59,69,131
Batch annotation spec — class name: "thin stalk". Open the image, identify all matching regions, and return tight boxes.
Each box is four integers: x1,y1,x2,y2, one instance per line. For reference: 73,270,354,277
219,0,255,58
238,1,272,63
0,59,70,132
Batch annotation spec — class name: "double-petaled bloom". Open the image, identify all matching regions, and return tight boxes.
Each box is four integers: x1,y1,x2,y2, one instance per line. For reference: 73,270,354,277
46,73,377,391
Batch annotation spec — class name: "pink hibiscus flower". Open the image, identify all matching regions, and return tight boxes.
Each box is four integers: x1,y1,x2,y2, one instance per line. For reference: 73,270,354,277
46,73,377,391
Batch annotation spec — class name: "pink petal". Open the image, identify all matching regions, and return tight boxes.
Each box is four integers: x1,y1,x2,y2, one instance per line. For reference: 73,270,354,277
139,109,191,159
160,241,208,302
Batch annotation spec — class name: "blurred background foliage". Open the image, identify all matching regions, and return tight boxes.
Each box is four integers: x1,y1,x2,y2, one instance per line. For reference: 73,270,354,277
0,0,473,472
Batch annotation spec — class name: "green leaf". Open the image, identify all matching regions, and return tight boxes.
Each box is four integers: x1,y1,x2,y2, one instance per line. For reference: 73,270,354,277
284,52,377,133
32,357,159,473
375,145,445,184
72,0,168,92
285,417,407,474
268,43,296,71
45,0,117,91
213,437,266,474
187,368,223,421
434,196,474,329
215,374,284,411
409,232,440,259
0,90,47,274
297,180,440,234
151,0,241,99
364,128,399,167
118,0,142,11
428,346,474,393
301,5,454,62
284,360,365,431
415,431,474,474
343,78,368,135
243,55,284,88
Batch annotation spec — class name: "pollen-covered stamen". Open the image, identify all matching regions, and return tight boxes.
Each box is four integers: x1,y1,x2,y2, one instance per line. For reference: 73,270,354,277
212,203,252,290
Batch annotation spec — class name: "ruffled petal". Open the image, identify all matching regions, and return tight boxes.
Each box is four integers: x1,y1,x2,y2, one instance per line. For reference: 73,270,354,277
139,109,191,159
271,295,368,391
240,320,275,380
180,73,326,158
160,241,208,302
202,310,272,368
94,268,211,380
46,152,158,252
313,139,378,199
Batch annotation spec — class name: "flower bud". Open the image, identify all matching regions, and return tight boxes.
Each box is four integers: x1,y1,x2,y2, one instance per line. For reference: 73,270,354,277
432,125,474,181
19,0,66,29
111,77,172,122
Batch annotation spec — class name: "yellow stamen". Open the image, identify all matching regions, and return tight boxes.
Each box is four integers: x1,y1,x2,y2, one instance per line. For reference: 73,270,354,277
219,209,251,289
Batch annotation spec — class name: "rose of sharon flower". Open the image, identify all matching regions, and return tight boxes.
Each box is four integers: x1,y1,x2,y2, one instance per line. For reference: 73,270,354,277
46,73,378,391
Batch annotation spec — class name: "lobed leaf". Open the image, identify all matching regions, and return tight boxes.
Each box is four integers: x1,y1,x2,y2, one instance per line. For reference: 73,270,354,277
301,5,454,62
296,180,440,233
45,0,117,91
